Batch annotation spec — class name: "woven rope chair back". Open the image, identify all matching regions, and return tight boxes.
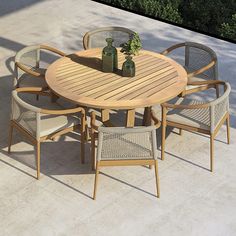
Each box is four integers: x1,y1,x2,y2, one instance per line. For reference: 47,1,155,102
14,45,41,88
96,126,157,161
83,26,135,49
185,42,218,80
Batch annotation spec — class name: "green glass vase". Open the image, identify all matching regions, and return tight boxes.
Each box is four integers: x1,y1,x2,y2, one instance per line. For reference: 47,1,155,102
122,55,135,77
102,38,118,73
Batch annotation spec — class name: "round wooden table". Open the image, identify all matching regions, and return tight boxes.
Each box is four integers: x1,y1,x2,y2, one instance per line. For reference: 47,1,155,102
46,48,187,126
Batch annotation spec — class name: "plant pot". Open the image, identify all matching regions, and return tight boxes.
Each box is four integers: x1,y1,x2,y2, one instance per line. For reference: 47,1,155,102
122,55,135,77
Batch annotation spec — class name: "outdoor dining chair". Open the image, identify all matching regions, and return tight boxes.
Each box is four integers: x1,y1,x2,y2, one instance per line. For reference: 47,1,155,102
161,42,218,97
151,80,230,172
14,45,66,89
90,111,161,200
8,87,86,179
83,26,135,50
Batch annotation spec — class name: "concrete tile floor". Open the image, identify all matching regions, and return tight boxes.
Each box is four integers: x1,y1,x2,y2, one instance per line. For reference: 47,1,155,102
0,1,236,235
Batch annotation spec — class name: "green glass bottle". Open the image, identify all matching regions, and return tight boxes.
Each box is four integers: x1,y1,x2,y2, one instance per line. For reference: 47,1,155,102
102,38,118,73
122,55,135,77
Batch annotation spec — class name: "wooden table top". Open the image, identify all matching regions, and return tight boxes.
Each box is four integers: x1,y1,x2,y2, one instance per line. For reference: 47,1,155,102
46,48,187,109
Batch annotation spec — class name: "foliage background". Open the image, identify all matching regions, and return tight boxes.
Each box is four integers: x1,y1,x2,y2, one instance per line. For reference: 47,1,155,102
95,0,236,42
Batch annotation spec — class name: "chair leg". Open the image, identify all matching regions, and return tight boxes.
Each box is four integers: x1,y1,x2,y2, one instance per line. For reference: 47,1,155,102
81,112,86,164
143,107,151,126
84,107,90,142
161,124,166,161
210,134,214,172
81,131,85,164
179,128,182,136
85,121,90,142
161,107,167,161
8,122,14,154
154,160,160,198
93,161,100,200
226,115,230,144
91,134,96,170
36,141,41,180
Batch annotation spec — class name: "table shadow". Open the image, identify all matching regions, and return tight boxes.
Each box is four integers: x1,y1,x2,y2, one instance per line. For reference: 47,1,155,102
66,53,122,75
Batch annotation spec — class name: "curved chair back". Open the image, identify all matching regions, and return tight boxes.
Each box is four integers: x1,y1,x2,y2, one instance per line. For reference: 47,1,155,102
83,26,135,49
11,89,41,140
97,126,157,161
15,45,41,84
161,42,218,81
185,42,218,80
14,45,66,87
209,82,230,132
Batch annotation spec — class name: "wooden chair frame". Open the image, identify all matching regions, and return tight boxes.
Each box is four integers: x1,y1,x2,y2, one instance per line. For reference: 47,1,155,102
90,111,161,200
8,87,86,179
155,80,230,172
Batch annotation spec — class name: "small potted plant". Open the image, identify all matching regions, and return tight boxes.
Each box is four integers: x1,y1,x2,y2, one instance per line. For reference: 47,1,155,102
120,32,142,77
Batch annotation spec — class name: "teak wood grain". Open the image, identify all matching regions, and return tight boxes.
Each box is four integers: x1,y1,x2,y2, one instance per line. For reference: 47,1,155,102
45,48,187,109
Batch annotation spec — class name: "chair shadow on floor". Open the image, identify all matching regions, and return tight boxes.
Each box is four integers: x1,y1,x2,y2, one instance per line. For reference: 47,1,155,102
163,150,210,171
0,130,94,199
155,126,215,171
100,172,157,198
0,128,159,199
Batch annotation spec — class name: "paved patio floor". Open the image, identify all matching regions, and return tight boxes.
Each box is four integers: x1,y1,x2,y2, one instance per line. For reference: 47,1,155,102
0,1,236,235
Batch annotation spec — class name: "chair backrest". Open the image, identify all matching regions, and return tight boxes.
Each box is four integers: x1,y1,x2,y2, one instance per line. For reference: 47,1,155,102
96,126,157,161
83,26,135,49
11,89,41,140
209,82,230,132
185,42,218,80
14,45,41,86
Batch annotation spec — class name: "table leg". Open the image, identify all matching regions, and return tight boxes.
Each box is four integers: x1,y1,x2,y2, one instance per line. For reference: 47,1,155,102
101,109,110,122
51,92,59,103
143,107,153,169
143,107,152,126
126,109,135,127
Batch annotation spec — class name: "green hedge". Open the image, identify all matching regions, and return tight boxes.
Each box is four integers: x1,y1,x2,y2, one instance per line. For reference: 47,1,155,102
96,0,236,42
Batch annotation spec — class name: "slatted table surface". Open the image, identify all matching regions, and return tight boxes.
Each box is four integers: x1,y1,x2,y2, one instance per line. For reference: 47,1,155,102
46,48,187,109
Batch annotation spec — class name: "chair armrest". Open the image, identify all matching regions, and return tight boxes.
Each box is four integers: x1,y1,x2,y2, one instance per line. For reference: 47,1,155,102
15,62,43,77
15,87,49,95
161,101,210,110
16,87,47,92
41,107,85,115
187,60,216,78
187,80,225,93
160,43,185,55
83,34,89,50
187,80,225,86
40,45,66,57
182,80,225,96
